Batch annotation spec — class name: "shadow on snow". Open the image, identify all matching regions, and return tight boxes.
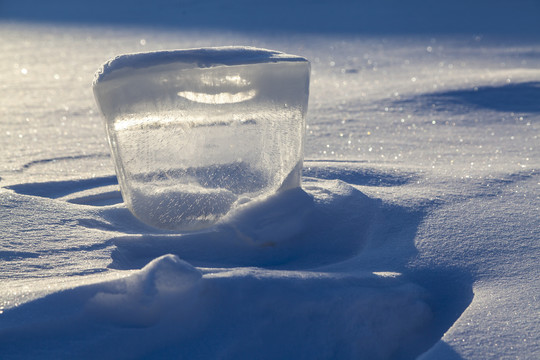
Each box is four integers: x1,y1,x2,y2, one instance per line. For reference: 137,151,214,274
397,81,540,115
3,164,472,359
1,0,539,36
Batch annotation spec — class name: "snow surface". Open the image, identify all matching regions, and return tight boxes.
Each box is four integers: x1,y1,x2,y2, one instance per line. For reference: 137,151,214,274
1,1,539,359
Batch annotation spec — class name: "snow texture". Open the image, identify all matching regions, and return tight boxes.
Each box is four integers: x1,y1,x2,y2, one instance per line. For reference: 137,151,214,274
1,0,539,359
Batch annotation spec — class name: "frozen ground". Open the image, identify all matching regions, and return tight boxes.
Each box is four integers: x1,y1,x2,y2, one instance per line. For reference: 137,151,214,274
1,1,539,359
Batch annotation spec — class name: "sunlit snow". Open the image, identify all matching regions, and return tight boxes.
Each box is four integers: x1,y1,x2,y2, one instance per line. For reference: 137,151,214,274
0,0,539,359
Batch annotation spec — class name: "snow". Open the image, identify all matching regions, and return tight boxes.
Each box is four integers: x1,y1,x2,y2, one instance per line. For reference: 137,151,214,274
1,1,539,359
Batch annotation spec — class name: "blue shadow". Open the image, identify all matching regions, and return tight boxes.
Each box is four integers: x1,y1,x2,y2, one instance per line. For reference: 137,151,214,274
1,0,539,35
395,81,540,117
426,82,540,113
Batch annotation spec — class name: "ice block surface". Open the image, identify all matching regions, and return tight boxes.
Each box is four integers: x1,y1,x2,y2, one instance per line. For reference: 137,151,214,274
94,46,308,83
93,47,310,231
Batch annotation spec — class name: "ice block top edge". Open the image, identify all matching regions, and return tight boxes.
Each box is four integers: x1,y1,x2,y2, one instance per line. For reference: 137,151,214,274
93,46,308,85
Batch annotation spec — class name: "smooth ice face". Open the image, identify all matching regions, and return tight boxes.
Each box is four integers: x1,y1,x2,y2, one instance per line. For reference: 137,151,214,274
93,47,310,231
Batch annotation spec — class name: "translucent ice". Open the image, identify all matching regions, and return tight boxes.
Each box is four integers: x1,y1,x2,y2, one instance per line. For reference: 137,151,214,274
93,47,310,231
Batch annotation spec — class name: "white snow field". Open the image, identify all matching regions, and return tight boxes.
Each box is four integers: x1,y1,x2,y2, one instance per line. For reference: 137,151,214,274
1,1,539,359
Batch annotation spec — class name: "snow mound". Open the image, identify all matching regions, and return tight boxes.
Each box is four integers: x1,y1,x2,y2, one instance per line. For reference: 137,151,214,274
87,254,202,327
1,163,471,359
107,180,376,269
0,254,432,359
